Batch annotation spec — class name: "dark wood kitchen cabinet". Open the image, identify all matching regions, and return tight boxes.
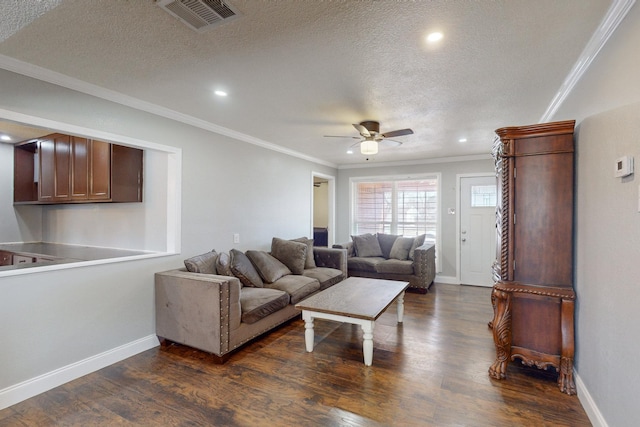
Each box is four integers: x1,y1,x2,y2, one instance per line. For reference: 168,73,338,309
488,120,576,395
13,133,142,204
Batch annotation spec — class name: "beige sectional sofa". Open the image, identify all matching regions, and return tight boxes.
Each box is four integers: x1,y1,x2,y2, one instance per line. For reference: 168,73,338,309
155,237,347,362
333,233,436,292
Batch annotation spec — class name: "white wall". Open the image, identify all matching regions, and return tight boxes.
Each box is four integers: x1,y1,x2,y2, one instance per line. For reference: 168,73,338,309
0,68,335,406
336,158,494,279
554,4,640,426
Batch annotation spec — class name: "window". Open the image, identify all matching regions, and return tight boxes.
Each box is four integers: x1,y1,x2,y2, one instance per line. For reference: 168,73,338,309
351,175,439,244
470,184,497,207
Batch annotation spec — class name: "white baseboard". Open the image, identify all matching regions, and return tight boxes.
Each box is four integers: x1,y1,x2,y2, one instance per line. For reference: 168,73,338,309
0,334,159,410
575,371,608,427
435,275,459,285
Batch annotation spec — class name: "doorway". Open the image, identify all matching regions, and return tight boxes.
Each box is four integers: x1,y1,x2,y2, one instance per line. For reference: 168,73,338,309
458,174,497,287
311,172,335,247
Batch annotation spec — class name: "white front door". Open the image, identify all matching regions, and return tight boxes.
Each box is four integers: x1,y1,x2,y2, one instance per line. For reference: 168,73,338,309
460,175,497,287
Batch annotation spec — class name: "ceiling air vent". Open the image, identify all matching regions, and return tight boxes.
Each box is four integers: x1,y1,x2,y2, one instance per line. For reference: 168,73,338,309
157,0,239,32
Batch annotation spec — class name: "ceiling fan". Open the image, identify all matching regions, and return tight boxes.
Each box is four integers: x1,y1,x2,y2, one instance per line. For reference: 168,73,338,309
324,121,414,155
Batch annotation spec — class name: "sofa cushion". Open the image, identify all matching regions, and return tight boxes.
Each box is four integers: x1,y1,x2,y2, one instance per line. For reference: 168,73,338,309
377,233,399,258
375,259,415,275
303,267,344,290
230,249,264,288
347,256,386,273
216,252,234,278
409,234,427,260
351,233,383,257
292,237,316,269
184,250,218,274
240,287,290,324
271,237,307,275
266,275,320,304
389,237,414,260
246,250,291,283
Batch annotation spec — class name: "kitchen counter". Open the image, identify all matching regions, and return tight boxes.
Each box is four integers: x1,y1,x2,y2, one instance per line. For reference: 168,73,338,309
0,242,152,272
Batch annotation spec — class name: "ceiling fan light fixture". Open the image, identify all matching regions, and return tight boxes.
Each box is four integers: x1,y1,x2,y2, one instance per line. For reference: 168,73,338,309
361,139,378,155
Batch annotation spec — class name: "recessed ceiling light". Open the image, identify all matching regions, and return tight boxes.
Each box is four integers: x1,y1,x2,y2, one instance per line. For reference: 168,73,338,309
214,90,228,97
427,32,443,43
0,135,11,141
347,150,353,154
459,138,467,143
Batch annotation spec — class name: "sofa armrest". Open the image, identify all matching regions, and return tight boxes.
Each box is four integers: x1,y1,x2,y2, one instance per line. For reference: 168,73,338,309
313,247,348,277
332,242,354,257
412,243,436,288
155,268,242,356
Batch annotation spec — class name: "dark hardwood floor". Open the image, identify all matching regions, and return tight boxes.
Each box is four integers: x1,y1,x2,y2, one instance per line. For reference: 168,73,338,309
1,283,591,426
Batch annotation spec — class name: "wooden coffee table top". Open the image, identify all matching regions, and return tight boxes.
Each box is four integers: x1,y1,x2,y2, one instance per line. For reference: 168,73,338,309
295,277,409,321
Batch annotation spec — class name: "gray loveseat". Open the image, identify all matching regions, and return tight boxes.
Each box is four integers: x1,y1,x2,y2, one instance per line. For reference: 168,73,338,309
155,237,347,362
333,233,436,293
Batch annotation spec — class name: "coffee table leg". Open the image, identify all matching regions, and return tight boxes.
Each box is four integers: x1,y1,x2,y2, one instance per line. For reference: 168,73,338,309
362,321,374,366
397,291,405,323
302,311,315,352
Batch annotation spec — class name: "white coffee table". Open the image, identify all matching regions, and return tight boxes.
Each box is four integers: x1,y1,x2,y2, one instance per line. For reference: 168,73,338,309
295,277,409,366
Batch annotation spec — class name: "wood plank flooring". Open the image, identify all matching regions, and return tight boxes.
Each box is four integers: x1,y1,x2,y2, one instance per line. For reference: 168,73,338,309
1,283,591,426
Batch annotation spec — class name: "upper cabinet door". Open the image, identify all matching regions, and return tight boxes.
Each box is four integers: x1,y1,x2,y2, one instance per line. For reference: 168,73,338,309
38,136,56,201
71,136,90,200
89,139,111,200
53,134,71,201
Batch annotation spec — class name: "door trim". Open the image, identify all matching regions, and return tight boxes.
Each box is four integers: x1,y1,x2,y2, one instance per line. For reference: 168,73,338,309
456,173,495,286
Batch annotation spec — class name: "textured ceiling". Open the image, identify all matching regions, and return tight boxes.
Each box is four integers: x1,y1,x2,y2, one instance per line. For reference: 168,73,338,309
0,0,616,166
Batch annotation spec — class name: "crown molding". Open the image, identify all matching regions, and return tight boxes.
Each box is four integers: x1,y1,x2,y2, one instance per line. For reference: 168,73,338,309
0,54,338,168
540,0,636,122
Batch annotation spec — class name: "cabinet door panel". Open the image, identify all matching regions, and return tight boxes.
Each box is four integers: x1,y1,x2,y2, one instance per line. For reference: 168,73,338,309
111,144,143,202
90,140,111,200
38,138,56,201
71,137,89,199
54,134,71,200
513,152,573,286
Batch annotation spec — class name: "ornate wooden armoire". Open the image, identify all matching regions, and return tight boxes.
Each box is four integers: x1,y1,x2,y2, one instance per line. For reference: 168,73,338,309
488,120,576,395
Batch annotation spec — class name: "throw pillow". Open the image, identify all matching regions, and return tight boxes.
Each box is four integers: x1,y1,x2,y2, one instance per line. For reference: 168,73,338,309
271,237,307,275
246,250,292,283
409,234,427,260
230,249,264,288
389,237,414,260
377,233,400,258
351,233,383,257
292,237,316,269
215,252,234,277
184,249,218,274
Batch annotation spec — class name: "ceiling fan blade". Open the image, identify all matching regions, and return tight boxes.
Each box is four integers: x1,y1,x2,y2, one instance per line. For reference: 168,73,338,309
350,140,364,148
380,139,403,147
382,128,414,138
353,123,371,138
323,135,361,139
